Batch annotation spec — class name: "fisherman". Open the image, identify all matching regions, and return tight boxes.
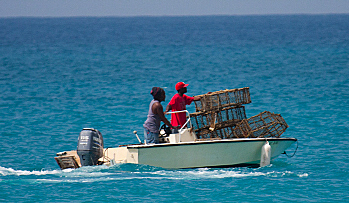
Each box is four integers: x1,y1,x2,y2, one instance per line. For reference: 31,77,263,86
143,87,177,144
165,82,201,128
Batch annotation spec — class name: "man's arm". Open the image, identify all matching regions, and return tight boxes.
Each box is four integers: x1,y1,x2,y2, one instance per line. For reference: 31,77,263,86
153,102,175,129
165,104,172,114
193,96,201,101
193,92,211,101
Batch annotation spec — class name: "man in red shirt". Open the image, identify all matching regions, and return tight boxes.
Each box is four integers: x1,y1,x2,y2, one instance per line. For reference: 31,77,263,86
165,82,201,128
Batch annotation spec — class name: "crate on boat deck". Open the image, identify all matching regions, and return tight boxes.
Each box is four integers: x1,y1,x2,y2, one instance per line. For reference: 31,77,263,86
190,106,247,139
232,111,289,138
194,87,251,112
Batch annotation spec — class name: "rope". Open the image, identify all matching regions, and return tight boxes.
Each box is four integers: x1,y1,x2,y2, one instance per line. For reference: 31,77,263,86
282,140,298,158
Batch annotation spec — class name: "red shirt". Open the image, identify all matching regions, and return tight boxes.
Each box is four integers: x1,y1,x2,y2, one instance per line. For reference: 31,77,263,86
168,94,194,127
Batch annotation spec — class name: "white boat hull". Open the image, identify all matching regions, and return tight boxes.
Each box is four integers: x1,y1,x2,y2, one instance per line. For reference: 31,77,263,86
104,137,297,169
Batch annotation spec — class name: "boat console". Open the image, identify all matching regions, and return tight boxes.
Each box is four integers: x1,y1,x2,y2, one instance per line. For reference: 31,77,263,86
159,128,197,143
158,110,197,144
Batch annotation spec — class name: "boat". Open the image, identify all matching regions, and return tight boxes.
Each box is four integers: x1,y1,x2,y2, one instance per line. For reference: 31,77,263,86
55,87,297,170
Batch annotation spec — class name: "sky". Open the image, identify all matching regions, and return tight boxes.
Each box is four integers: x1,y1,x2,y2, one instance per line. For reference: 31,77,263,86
0,0,349,17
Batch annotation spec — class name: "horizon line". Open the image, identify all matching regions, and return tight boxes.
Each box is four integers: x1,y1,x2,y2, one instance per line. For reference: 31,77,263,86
1,12,349,19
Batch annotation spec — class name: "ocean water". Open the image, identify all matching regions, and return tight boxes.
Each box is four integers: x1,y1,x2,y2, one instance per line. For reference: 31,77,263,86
0,15,348,202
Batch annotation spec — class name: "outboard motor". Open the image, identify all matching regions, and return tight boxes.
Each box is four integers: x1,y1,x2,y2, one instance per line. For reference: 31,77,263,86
77,128,104,166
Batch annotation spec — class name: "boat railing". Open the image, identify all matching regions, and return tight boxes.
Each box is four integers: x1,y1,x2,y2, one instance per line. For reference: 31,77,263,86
166,110,192,131
165,110,193,142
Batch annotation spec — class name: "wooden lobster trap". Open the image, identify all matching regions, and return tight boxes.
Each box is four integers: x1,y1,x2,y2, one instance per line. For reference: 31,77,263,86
190,106,247,139
231,111,289,138
194,87,251,112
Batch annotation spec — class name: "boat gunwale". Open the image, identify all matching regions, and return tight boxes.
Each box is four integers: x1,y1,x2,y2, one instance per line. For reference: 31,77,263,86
126,137,297,149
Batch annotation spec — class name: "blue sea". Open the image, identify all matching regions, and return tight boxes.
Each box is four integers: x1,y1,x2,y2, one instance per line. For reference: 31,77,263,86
0,15,348,202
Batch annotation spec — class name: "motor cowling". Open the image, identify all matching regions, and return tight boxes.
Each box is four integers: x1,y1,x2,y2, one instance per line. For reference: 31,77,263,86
77,128,104,166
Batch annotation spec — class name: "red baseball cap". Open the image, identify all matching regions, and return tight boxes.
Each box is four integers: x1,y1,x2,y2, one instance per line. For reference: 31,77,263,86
175,82,189,91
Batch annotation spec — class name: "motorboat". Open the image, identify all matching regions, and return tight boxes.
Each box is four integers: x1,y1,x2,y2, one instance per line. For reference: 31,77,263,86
55,88,297,170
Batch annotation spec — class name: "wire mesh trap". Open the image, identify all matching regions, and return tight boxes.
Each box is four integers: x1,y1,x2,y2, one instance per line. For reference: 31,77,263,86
194,87,251,112
231,111,289,138
190,87,288,139
190,106,247,139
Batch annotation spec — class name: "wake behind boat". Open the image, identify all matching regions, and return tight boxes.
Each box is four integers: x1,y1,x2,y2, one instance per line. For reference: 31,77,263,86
55,87,297,170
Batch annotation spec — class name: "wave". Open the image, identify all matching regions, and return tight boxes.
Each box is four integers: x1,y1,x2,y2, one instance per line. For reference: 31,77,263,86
0,164,308,184
0,166,61,176
151,166,309,179
0,165,112,177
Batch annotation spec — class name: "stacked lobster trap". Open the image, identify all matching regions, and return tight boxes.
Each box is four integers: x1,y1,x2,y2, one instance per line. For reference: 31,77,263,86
190,87,288,139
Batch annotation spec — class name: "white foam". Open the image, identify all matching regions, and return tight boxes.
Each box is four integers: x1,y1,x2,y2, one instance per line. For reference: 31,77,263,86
150,167,310,180
0,166,60,176
0,165,309,183
150,168,269,180
298,173,309,177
